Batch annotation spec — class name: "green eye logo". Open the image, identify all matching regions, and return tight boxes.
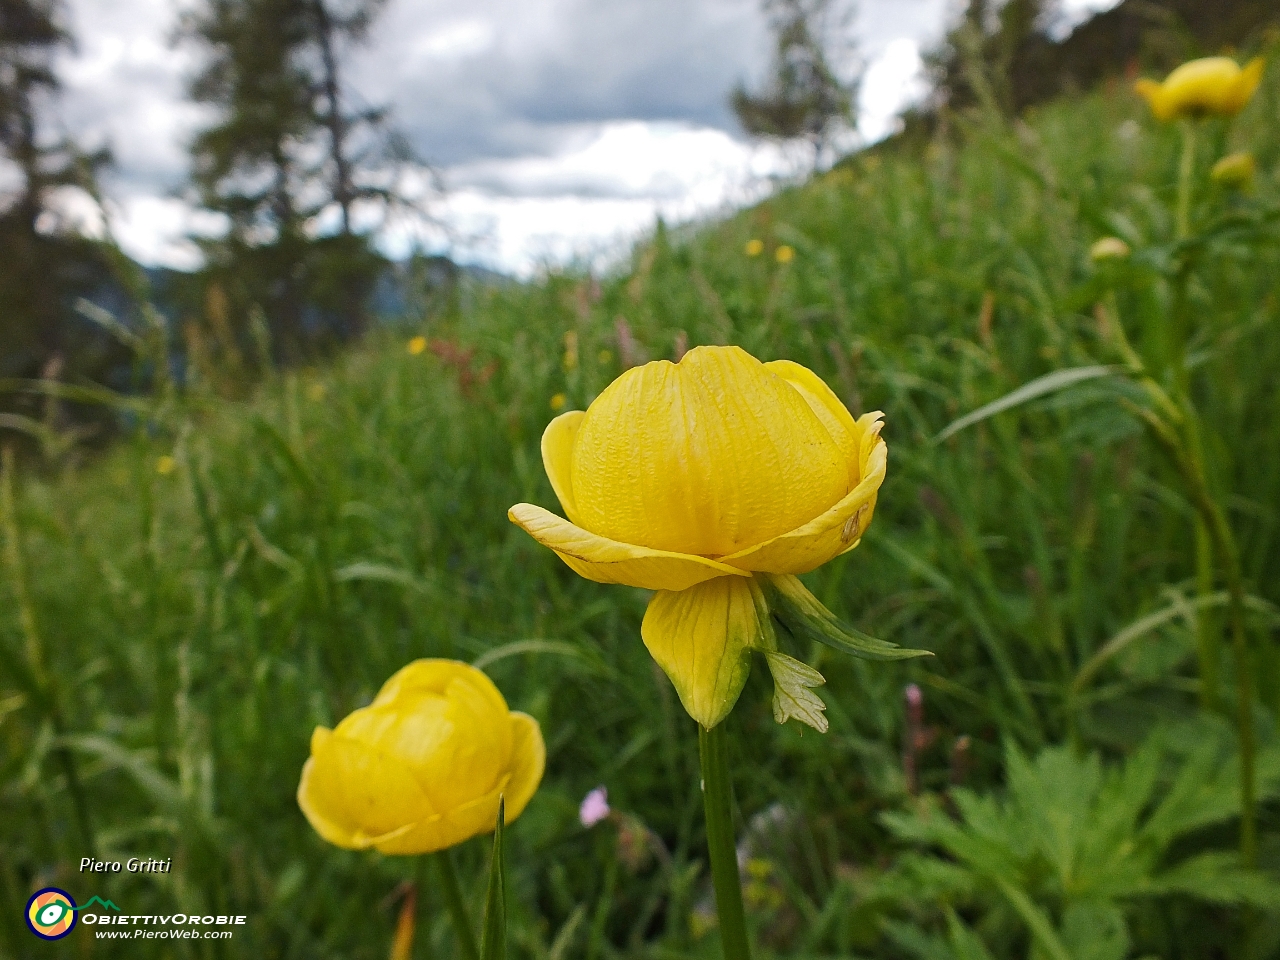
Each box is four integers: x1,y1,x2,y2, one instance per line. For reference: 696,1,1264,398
26,888,78,940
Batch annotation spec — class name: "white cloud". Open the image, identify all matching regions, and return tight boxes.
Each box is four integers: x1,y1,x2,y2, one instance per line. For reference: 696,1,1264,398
414,19,498,61
859,38,928,142
50,0,969,275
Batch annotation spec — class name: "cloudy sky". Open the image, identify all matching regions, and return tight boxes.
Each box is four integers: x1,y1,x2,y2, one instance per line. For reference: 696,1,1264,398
52,0,1117,275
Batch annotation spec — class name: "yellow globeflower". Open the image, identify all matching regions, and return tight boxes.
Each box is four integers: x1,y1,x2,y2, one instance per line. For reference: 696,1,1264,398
297,659,545,854
155,455,176,476
775,244,794,264
509,346,894,729
744,238,764,257
1134,57,1265,122
407,336,427,355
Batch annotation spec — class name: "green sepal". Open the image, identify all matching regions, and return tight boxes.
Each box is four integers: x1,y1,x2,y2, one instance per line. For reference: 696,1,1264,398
763,573,932,662
764,650,828,732
480,796,507,960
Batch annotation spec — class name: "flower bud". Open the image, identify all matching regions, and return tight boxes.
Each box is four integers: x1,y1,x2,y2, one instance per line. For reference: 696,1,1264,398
1089,237,1131,263
1211,151,1256,190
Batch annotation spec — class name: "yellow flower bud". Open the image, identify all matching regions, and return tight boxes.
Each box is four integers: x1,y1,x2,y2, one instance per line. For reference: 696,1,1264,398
509,346,886,728
744,238,764,257
297,660,545,855
550,392,567,411
1211,151,1256,190
1089,237,1131,263
155,455,175,476
407,336,427,356
1134,57,1265,122
775,244,794,264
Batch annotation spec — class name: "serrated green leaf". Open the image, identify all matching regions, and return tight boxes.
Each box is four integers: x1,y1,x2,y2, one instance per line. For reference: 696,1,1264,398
764,650,828,732
480,796,507,960
764,574,931,662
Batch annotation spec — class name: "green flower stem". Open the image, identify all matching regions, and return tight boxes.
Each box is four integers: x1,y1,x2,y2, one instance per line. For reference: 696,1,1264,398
434,849,480,960
1187,458,1257,867
1175,120,1197,241
1129,399,1257,866
1101,299,1256,864
1194,518,1221,711
699,722,752,960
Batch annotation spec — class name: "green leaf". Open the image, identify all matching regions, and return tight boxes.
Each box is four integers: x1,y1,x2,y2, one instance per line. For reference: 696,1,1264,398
1146,852,1280,908
1061,901,1129,960
764,574,931,662
332,562,428,592
480,796,507,960
944,908,998,960
935,365,1118,442
764,650,828,732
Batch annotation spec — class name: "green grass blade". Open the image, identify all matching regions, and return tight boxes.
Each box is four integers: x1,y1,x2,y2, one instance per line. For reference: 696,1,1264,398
480,796,507,960
935,365,1117,442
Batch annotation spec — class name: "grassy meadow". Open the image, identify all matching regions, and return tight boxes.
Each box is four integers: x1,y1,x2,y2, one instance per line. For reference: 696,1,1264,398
5,62,1280,959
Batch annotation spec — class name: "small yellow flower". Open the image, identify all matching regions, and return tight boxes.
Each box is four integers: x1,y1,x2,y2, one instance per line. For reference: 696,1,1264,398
155,455,175,476
775,244,794,264
744,238,764,257
1089,237,1131,263
550,392,567,411
1134,57,1265,122
597,349,613,365
1211,151,1256,190
509,346,887,729
297,659,545,855
562,330,579,372
407,336,427,356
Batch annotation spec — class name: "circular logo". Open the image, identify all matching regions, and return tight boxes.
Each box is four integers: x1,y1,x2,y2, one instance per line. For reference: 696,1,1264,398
26,888,78,940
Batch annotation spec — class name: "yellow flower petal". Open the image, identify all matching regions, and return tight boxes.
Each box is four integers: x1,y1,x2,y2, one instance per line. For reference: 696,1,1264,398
1135,56,1266,121
376,781,502,855
1225,57,1265,114
765,359,860,477
297,727,434,850
375,715,544,854
508,503,750,591
641,575,771,729
541,410,585,524
502,711,547,821
569,346,848,556
722,413,886,574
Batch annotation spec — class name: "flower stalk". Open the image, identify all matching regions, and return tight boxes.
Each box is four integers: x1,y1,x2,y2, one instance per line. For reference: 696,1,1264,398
1175,120,1197,241
1099,302,1257,863
699,722,751,960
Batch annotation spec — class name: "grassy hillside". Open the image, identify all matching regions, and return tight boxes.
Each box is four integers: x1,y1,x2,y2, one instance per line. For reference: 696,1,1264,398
4,59,1280,959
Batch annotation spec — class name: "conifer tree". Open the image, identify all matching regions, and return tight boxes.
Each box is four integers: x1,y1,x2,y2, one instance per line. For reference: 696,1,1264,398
0,0,111,385
181,0,402,362
731,0,857,168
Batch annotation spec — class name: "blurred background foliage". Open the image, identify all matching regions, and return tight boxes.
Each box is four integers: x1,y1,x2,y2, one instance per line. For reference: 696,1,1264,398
3,0,1280,958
